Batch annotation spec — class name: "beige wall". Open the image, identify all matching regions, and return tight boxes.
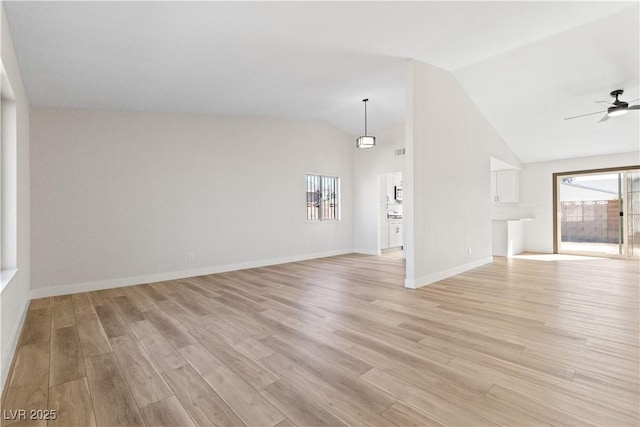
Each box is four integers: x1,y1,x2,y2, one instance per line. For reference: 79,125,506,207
404,59,520,288
30,108,354,295
0,3,31,392
353,123,405,254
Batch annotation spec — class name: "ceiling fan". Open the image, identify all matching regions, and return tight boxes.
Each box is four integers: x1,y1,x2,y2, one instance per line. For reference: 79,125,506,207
564,89,640,123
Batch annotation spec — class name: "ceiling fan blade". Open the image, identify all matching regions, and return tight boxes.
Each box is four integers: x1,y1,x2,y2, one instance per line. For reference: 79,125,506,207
628,105,640,110
629,98,640,103
598,114,610,123
564,110,606,120
595,100,615,106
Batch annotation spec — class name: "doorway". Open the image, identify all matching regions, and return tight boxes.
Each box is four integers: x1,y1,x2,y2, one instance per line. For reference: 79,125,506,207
554,166,640,258
378,172,403,254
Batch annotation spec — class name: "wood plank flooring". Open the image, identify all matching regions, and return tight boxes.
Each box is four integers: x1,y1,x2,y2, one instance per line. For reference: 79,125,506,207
2,253,639,426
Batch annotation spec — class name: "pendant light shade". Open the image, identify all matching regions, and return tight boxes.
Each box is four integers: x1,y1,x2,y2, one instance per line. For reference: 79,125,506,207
356,135,376,148
356,98,375,149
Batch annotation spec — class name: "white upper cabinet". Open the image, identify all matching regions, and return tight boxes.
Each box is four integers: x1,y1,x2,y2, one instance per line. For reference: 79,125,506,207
492,169,519,203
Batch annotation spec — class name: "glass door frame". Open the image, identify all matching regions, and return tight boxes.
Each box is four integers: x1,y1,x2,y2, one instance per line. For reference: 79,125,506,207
553,165,640,258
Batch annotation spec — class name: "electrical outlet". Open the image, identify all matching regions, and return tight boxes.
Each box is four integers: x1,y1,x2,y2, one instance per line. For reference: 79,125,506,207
467,247,472,255
188,252,195,261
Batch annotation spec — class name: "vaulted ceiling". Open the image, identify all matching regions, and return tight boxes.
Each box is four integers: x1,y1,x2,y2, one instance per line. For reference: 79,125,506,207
4,1,639,163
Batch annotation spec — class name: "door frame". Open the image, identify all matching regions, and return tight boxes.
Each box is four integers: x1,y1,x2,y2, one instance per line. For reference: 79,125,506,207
553,165,640,255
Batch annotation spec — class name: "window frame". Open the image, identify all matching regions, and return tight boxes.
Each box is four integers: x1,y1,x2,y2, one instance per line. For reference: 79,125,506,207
306,173,340,222
0,61,18,292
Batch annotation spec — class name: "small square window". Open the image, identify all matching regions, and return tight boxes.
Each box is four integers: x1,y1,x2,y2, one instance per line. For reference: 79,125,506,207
306,174,340,221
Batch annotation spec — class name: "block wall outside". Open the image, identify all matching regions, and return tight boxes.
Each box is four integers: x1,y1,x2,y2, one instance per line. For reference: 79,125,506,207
561,200,620,243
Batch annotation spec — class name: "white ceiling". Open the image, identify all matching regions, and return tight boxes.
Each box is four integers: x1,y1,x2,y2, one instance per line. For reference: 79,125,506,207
4,1,639,163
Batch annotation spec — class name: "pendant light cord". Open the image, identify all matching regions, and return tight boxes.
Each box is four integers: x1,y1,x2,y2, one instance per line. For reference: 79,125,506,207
363,98,369,136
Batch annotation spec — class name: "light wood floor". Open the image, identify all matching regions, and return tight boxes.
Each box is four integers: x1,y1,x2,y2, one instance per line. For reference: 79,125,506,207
2,254,639,426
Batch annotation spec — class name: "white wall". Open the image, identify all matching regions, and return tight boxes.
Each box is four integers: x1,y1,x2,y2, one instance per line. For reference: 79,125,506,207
521,151,640,253
0,3,30,393
405,59,521,288
30,108,354,295
353,123,404,254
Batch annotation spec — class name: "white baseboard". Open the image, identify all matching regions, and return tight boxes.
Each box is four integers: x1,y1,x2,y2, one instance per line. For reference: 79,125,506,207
354,248,382,256
29,249,354,299
404,256,493,289
1,296,29,393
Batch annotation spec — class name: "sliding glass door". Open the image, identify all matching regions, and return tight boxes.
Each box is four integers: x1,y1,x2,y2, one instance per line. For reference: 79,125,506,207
556,168,640,258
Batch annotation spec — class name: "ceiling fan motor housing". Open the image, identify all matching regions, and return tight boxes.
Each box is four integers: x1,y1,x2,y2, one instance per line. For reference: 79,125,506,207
608,90,629,117
608,105,628,116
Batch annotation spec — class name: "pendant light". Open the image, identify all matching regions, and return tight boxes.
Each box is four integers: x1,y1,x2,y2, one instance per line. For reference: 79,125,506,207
356,98,375,149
